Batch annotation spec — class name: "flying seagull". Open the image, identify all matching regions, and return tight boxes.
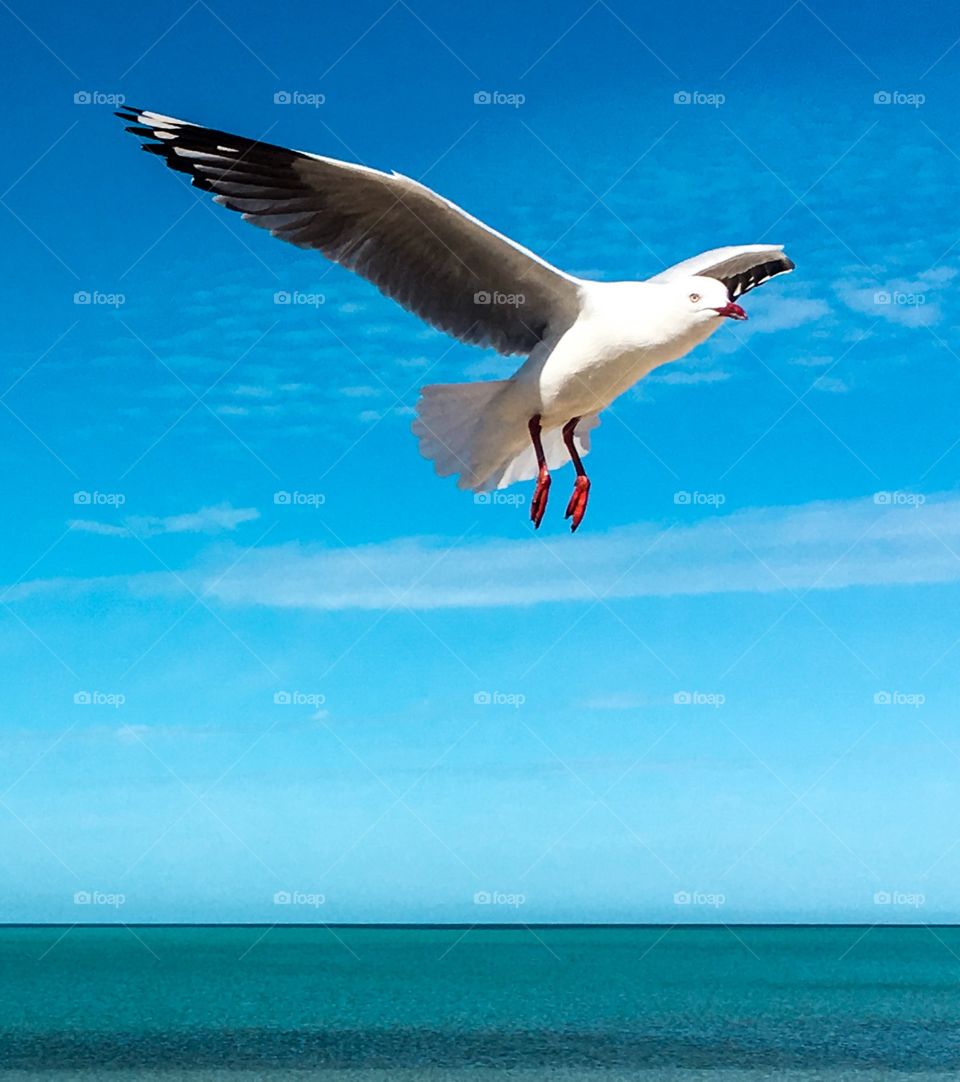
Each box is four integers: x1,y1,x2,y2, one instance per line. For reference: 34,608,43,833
117,108,794,531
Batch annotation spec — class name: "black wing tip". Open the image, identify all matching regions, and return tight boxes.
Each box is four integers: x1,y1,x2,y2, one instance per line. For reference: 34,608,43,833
115,107,147,123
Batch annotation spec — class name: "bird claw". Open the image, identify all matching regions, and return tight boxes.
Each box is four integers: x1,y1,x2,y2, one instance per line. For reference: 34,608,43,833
564,476,590,532
530,467,551,528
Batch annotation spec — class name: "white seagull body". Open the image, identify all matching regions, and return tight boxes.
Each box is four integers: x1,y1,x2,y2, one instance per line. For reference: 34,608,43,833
118,108,794,530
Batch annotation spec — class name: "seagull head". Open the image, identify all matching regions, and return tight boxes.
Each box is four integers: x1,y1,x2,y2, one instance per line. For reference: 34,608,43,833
679,276,748,323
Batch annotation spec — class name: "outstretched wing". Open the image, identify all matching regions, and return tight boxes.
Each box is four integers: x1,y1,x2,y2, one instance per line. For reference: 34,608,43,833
648,244,795,299
116,108,582,356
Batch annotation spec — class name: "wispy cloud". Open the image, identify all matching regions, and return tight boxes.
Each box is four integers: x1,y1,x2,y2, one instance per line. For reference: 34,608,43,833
811,374,850,394
652,367,732,386
835,266,956,327
790,354,836,368
746,297,832,334
27,492,960,610
69,503,260,540
201,494,960,610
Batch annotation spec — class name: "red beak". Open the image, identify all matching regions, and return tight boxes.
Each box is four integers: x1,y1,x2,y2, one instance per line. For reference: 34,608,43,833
713,301,748,320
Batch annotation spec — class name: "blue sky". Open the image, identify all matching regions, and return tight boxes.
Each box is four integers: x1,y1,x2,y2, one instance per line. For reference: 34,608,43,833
3,0,960,924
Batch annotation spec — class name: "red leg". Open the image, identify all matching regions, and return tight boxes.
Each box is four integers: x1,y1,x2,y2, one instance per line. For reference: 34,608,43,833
562,417,590,532
528,415,550,529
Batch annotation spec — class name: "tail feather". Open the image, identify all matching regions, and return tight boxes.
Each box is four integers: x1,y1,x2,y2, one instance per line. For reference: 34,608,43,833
413,380,599,493
412,380,517,491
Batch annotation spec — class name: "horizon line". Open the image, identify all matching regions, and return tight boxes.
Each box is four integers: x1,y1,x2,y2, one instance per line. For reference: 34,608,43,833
1,922,953,930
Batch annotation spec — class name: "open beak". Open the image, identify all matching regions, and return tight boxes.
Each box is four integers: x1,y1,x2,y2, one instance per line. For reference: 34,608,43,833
713,301,748,321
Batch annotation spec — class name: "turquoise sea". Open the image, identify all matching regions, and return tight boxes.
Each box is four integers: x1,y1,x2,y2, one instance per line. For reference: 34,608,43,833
2,926,959,1079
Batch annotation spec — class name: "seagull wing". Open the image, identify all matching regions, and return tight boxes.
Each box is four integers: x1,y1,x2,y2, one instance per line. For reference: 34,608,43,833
117,109,582,356
648,244,795,299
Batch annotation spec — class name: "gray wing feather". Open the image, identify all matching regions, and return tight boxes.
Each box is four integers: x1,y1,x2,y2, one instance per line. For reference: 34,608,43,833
117,109,582,356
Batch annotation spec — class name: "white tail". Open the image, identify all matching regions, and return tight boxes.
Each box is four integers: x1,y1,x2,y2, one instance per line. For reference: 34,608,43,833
412,380,599,493
413,380,517,491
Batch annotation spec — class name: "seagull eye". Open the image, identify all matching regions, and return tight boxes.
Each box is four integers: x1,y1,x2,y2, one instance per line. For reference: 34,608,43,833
689,292,701,303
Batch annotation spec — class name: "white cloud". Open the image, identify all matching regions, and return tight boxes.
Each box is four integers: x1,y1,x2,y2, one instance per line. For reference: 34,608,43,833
835,267,956,327
197,495,960,610
149,505,260,536
339,385,383,398
232,384,272,399
746,297,831,334
69,503,260,540
811,374,850,394
791,355,835,368
652,368,732,386
68,520,129,537
23,492,960,612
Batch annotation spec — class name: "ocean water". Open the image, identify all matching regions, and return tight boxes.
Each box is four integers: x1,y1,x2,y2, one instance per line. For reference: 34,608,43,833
1,925,959,1079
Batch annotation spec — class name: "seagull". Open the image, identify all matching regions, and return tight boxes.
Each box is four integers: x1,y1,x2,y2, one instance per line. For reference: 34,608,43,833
116,108,794,531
